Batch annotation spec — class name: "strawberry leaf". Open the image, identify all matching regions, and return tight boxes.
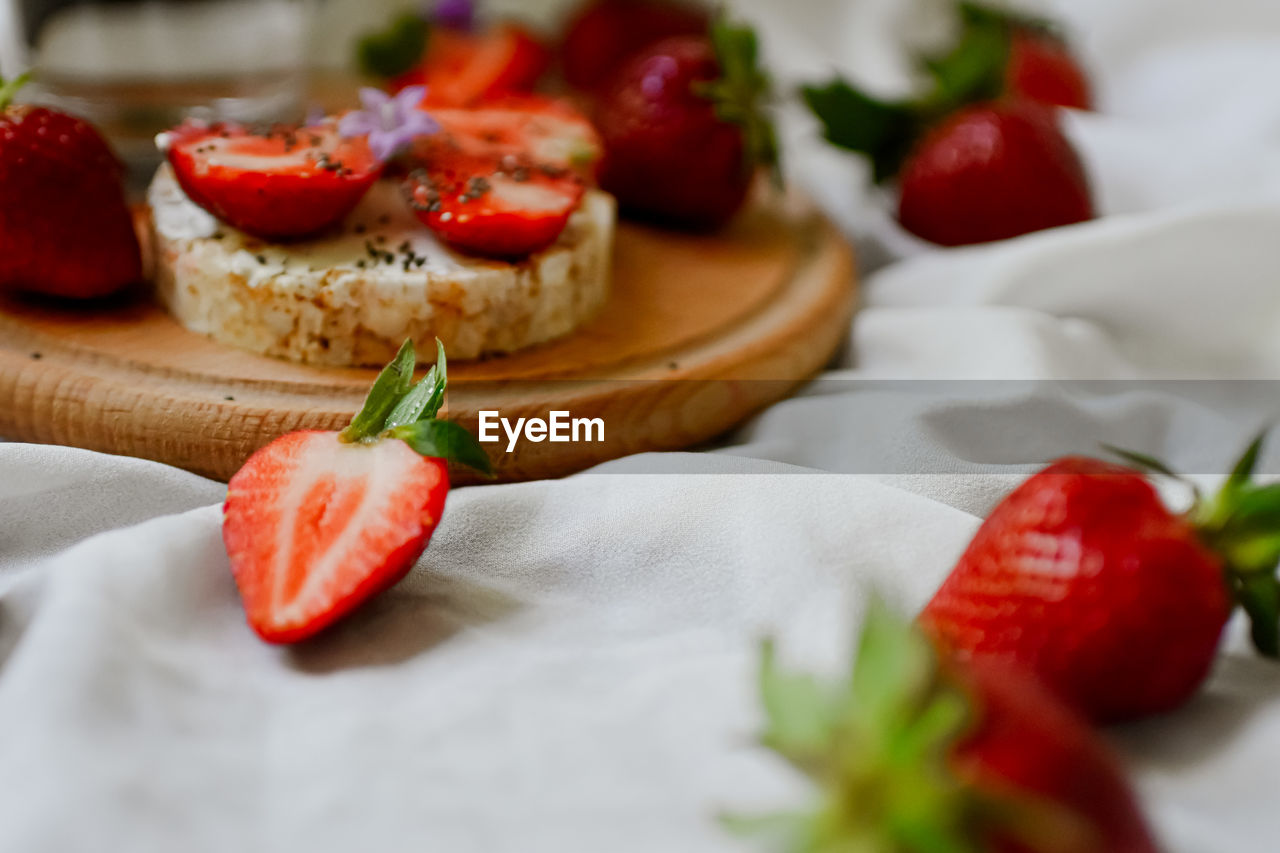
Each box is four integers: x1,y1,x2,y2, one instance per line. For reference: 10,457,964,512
697,15,782,183
383,341,447,430
0,72,31,112
758,638,838,776
921,2,1012,110
801,80,918,183
357,12,430,80
1235,573,1280,658
388,419,492,476
340,339,417,443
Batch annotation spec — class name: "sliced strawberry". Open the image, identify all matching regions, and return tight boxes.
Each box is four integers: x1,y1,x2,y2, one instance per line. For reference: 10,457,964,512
425,96,603,178
404,159,586,257
224,431,449,643
390,24,551,108
223,340,491,644
164,119,381,239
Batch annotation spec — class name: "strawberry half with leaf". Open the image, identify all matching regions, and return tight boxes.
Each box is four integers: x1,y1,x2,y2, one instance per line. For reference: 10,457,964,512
803,2,1095,246
594,16,779,230
164,119,382,239
403,97,601,257
222,339,491,644
391,24,552,108
733,598,1158,853
0,73,141,299
922,435,1280,723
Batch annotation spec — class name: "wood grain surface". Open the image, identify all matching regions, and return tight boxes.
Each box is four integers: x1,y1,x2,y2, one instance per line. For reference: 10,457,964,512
0,195,856,484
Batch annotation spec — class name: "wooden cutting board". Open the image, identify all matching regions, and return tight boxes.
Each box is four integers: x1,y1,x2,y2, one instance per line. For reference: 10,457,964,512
0,194,856,484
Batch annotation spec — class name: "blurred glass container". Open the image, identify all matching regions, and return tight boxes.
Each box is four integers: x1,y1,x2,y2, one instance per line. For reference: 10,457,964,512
0,0,316,184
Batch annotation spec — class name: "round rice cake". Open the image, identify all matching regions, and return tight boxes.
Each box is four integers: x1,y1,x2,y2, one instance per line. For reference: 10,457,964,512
147,164,615,367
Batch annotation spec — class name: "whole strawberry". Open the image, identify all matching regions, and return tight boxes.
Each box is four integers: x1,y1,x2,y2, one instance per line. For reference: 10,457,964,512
803,2,1096,246
560,0,709,92
223,340,491,644
1007,26,1093,111
595,18,778,230
735,599,1159,853
922,437,1280,723
898,100,1093,246
0,74,141,299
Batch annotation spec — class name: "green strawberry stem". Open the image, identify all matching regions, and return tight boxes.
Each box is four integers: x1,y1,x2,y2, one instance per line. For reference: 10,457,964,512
1111,432,1280,657
731,595,1081,853
695,15,783,186
0,72,32,111
340,338,491,476
357,12,431,79
801,2,1022,182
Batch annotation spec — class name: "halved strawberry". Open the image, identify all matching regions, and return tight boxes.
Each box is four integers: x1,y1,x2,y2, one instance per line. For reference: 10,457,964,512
404,159,585,257
163,119,381,239
390,24,551,108
222,340,491,644
426,96,603,178
402,97,599,257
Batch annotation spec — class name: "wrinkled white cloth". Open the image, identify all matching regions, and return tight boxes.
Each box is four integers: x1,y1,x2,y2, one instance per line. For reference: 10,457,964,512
5,0,1280,850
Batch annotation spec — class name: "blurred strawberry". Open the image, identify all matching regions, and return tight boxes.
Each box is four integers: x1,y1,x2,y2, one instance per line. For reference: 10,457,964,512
1008,26,1093,110
803,2,1096,245
734,599,1159,853
922,436,1280,723
560,0,709,92
0,74,141,299
898,100,1093,246
391,24,551,107
594,18,778,230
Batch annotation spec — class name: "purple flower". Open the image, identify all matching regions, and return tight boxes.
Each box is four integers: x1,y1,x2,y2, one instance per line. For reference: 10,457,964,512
338,86,439,162
429,0,475,31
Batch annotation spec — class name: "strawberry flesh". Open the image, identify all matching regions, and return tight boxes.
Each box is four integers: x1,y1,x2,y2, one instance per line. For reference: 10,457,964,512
223,431,449,644
403,97,598,257
404,160,585,257
390,24,550,108
165,120,381,239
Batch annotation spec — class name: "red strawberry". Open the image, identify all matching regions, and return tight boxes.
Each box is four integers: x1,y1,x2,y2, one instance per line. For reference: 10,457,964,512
897,100,1094,246
222,340,491,644
0,74,141,299
1007,27,1093,111
404,159,585,257
560,0,709,92
594,19,779,230
403,97,600,256
426,96,602,178
163,119,381,240
390,24,551,108
922,438,1280,723
803,4,1096,245
741,600,1158,853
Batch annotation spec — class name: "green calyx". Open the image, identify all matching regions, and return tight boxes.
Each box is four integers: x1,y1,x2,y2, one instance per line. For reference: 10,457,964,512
0,72,32,112
357,12,430,80
695,15,783,185
730,596,1072,853
340,338,492,476
1110,432,1280,657
801,2,1023,182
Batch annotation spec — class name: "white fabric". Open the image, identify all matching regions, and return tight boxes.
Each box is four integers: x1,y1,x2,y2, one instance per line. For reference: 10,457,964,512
5,0,1280,850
